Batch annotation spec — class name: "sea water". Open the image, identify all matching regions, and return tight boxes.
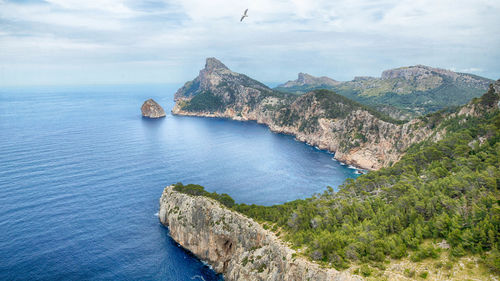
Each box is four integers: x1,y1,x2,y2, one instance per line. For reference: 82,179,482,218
0,84,358,280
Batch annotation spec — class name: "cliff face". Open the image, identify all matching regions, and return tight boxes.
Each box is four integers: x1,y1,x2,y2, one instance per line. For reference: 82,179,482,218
172,58,499,170
172,58,437,170
141,99,166,118
276,65,493,115
278,73,340,89
159,185,362,281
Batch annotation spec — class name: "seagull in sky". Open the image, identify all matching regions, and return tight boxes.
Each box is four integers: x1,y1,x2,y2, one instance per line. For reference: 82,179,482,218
240,9,248,22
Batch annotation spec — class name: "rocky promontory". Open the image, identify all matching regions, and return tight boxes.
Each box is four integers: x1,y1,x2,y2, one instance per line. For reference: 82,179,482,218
172,58,437,170
141,99,166,118
159,185,362,281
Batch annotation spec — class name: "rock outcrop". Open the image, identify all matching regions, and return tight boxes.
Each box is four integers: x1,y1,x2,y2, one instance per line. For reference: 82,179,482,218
172,58,436,170
277,65,493,115
141,99,166,118
159,185,362,281
278,73,340,89
172,58,499,170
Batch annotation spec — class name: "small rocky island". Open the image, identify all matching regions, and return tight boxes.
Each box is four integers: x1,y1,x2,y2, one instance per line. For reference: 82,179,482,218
141,99,166,118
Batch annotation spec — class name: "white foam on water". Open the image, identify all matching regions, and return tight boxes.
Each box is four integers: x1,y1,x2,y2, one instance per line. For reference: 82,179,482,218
191,275,206,281
201,260,215,270
154,212,159,217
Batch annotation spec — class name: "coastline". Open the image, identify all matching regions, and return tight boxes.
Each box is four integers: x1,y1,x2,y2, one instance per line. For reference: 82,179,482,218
171,108,370,172
159,185,362,281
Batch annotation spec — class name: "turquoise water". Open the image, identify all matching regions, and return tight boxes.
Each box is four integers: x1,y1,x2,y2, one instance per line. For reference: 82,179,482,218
0,84,358,280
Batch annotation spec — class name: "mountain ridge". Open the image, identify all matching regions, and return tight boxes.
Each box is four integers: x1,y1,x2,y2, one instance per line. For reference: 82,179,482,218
172,58,454,170
164,83,500,280
275,65,493,115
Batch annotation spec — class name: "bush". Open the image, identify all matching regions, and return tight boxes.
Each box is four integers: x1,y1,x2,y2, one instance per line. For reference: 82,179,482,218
182,91,224,112
173,182,235,208
419,271,429,279
360,265,372,277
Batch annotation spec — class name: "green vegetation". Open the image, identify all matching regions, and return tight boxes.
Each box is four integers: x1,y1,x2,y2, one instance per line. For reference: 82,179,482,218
174,87,500,276
312,89,407,124
234,108,499,273
276,76,492,115
173,183,235,208
273,89,406,134
181,91,224,112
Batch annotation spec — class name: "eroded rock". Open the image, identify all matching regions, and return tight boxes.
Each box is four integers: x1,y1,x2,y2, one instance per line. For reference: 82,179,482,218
141,99,166,118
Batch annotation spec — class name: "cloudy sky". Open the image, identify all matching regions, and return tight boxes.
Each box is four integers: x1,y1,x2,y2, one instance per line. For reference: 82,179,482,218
1,0,499,86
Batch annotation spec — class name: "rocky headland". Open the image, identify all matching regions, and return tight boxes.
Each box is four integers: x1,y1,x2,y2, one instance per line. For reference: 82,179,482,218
141,99,166,118
161,81,500,280
172,58,441,170
159,185,362,281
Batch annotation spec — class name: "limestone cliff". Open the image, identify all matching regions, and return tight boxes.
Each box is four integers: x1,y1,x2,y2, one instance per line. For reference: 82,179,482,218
172,58,437,170
159,185,362,281
141,99,166,118
172,58,499,170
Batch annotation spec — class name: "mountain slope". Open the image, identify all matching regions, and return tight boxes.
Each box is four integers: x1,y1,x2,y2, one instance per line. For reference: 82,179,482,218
234,83,500,279
168,82,500,280
173,58,442,170
276,65,493,116
278,72,340,89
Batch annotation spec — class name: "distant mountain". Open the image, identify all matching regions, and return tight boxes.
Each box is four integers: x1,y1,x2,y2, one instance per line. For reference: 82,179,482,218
172,58,457,170
167,80,500,280
275,65,494,116
279,72,340,89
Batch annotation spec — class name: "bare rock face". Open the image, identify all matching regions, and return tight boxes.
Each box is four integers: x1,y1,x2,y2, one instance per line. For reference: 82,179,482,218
278,72,340,88
159,186,362,281
141,99,166,118
172,58,432,170
172,58,499,170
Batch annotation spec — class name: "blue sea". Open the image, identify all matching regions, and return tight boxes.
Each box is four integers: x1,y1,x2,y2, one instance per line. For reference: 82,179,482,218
0,84,359,280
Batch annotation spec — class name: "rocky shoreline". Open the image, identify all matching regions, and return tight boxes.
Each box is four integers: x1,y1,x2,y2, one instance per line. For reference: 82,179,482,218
170,58,441,171
159,185,362,281
171,103,433,171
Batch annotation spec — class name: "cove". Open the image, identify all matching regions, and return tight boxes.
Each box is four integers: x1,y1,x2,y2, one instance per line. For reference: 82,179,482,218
0,84,358,280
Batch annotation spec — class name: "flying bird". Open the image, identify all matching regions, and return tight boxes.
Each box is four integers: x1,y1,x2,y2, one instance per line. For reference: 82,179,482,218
240,9,248,22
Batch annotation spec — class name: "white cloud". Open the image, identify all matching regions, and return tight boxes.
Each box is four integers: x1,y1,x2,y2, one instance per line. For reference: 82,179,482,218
0,0,499,86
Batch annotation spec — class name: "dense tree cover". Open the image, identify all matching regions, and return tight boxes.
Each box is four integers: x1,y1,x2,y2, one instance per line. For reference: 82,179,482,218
173,183,235,208
182,91,225,112
235,108,500,273
175,87,500,275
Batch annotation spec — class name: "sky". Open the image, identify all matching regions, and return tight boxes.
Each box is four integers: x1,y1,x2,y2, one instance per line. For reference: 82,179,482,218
0,0,499,86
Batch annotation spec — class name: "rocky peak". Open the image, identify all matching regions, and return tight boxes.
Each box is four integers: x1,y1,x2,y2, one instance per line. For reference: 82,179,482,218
297,72,314,83
380,65,491,85
204,57,229,72
279,73,339,88
174,57,272,102
381,65,445,80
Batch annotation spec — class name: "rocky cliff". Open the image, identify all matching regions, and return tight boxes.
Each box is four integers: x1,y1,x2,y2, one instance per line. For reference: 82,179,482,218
141,99,166,118
159,185,362,281
276,65,493,115
278,73,340,90
172,58,439,170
